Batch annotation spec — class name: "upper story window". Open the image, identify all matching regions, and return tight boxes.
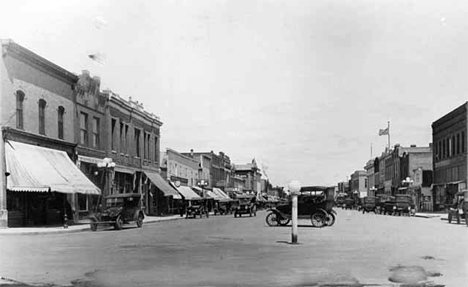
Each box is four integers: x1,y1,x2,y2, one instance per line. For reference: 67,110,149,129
111,118,117,151
134,128,141,157
80,112,88,145
92,117,100,148
38,99,46,135
16,91,25,129
154,137,159,163
462,131,466,153
57,106,65,140
457,133,460,155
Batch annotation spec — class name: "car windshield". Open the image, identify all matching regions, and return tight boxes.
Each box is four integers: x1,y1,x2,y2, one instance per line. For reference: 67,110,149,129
106,198,124,207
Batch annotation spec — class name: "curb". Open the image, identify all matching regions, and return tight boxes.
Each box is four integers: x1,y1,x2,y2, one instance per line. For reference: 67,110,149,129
0,216,186,236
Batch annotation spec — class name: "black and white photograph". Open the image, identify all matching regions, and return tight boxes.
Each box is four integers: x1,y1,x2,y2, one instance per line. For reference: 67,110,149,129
0,1,467,286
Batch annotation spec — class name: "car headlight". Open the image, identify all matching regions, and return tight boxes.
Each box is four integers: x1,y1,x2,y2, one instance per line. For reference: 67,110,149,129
393,206,397,210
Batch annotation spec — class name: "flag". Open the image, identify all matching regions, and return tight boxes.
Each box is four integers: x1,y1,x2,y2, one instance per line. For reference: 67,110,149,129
379,127,389,136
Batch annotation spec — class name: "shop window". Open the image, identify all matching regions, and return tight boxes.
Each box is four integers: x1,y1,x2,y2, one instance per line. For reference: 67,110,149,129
78,194,88,211
58,106,65,140
38,99,46,135
80,112,88,145
16,91,25,129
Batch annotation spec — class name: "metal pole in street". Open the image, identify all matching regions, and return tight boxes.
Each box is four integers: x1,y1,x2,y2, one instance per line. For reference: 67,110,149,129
0,45,8,228
288,180,301,244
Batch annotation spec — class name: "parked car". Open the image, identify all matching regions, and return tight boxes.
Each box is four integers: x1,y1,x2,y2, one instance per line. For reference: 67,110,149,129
265,186,336,228
89,193,145,231
234,195,257,217
394,194,415,216
185,198,209,218
213,199,233,215
362,196,379,214
381,197,397,215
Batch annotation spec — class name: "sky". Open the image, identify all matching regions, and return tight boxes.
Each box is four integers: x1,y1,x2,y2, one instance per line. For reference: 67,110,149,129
1,0,467,187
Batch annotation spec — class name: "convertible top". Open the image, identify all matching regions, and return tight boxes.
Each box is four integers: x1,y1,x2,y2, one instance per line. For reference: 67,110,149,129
300,186,329,192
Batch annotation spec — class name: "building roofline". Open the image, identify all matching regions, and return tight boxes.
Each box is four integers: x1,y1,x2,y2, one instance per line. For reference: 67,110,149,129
2,39,78,83
166,148,200,164
432,102,467,127
106,91,163,126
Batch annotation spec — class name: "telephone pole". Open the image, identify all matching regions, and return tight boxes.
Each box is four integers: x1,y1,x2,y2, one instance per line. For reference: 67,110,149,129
0,43,8,228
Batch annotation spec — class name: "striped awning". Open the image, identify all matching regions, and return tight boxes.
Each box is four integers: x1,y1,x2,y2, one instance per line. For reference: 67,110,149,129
170,183,202,200
5,141,100,194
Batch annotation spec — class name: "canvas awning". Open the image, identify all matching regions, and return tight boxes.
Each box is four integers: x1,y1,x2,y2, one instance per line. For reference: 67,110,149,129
170,183,202,200
144,171,181,199
212,187,231,200
5,141,100,194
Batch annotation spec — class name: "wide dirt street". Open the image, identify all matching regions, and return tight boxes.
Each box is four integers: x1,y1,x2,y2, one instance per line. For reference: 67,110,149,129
0,209,467,287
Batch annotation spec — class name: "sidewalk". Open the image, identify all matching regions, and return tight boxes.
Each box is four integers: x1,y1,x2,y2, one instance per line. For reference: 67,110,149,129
413,212,444,219
0,214,185,236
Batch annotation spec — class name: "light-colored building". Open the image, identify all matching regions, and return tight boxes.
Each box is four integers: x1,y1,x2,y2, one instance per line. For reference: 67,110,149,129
162,148,200,187
350,170,367,198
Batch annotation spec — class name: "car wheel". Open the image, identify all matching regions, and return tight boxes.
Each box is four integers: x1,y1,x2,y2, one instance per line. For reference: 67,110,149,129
448,213,452,223
311,212,326,228
279,218,290,226
266,212,278,226
90,218,98,232
325,212,336,227
234,212,237,218
136,214,143,228
456,213,460,224
114,216,123,230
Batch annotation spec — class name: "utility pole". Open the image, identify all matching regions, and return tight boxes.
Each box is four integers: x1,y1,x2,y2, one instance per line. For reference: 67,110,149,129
0,44,8,228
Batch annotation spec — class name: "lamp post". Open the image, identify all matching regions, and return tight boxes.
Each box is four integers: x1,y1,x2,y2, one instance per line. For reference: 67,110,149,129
288,180,301,244
97,157,116,209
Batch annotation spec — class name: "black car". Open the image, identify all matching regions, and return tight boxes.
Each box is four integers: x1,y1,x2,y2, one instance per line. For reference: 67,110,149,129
89,193,145,231
234,195,257,217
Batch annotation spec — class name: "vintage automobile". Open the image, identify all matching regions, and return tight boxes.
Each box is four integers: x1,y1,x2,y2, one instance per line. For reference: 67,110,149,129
89,193,145,231
394,194,415,216
375,194,393,214
448,191,466,225
343,198,355,210
213,199,233,215
185,198,209,218
380,196,397,215
362,196,379,214
234,195,257,217
265,186,336,228
335,195,346,208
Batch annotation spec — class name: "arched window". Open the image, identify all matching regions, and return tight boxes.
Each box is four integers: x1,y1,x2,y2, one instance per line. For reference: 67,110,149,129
58,106,65,139
16,91,25,129
38,99,46,135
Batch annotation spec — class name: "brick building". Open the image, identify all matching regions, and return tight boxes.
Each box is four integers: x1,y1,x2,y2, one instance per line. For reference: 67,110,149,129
233,158,262,195
432,103,468,211
0,40,99,227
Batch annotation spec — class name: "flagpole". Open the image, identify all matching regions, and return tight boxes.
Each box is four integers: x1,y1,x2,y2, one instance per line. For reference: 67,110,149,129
388,121,391,150
371,143,373,159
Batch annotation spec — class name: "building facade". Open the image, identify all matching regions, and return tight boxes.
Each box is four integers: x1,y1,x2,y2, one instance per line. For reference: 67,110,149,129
350,170,367,198
364,160,375,196
0,40,99,227
233,159,262,194
432,102,468,211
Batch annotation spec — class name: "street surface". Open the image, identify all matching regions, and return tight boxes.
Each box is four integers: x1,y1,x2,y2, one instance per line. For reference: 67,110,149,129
0,209,467,287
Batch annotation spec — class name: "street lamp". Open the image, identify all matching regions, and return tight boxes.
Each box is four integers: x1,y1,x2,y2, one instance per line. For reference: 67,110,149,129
288,180,301,244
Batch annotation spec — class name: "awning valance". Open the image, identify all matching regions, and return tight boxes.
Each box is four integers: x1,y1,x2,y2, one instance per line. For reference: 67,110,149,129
144,171,181,199
114,165,136,174
170,183,202,200
5,141,100,194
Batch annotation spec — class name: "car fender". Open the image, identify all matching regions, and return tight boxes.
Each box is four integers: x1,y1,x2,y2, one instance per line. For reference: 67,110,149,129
267,208,287,219
330,209,337,216
316,208,328,216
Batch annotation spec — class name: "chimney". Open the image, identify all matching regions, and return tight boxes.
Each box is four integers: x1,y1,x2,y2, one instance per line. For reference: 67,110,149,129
410,144,417,147
82,70,90,76
190,149,194,158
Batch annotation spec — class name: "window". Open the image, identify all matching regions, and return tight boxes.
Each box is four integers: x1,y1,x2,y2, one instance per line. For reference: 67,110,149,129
92,117,100,148
144,133,150,159
120,122,125,153
111,119,117,151
124,125,129,154
452,135,456,156
16,91,25,129
134,128,141,157
58,106,64,139
77,194,88,211
154,137,159,163
457,133,460,155
442,139,446,158
38,99,46,135
364,178,368,188
462,131,466,153
80,112,88,145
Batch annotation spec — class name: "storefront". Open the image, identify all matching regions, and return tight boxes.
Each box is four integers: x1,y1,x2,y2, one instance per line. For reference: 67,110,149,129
5,141,100,227
142,171,181,216
76,155,106,221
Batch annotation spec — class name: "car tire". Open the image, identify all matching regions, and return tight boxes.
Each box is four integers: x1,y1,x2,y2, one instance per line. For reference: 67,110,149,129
448,213,452,223
90,218,98,232
325,212,336,227
456,213,460,224
266,212,278,226
311,212,326,228
136,214,143,228
114,216,123,230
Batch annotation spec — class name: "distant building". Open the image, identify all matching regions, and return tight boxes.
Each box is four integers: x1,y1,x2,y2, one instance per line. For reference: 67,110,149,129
337,182,349,194
233,158,262,195
364,160,375,196
432,103,468,211
350,170,367,198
